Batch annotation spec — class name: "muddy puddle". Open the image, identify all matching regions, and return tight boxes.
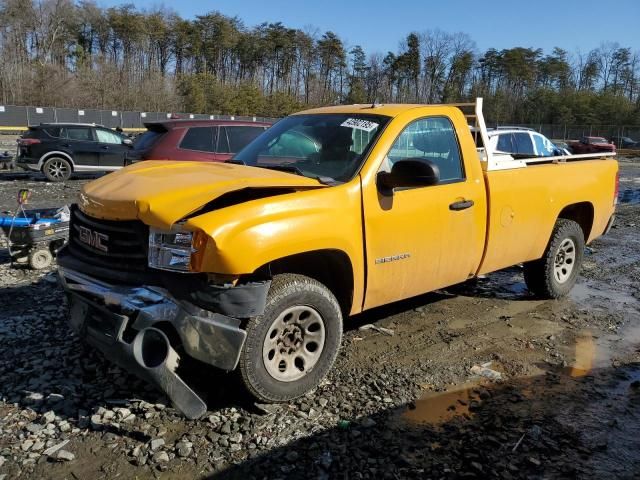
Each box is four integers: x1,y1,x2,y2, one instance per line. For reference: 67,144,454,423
454,266,638,314
404,383,482,424
400,317,640,474
403,320,640,426
404,361,508,425
448,268,531,300
570,282,639,312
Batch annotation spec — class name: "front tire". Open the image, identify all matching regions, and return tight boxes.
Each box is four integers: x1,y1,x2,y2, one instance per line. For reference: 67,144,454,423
239,274,343,402
524,219,584,298
42,157,72,182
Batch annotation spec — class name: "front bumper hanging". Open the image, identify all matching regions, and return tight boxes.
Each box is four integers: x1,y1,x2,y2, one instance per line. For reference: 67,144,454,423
57,267,250,419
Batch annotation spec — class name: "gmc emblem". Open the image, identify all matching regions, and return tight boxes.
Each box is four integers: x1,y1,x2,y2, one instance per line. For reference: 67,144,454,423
78,225,108,252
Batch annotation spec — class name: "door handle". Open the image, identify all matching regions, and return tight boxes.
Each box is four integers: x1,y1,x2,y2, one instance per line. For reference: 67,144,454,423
449,199,474,211
101,146,109,150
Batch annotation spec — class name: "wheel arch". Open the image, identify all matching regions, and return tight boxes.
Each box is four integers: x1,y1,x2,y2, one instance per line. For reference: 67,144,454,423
39,151,75,170
252,249,354,316
557,202,594,241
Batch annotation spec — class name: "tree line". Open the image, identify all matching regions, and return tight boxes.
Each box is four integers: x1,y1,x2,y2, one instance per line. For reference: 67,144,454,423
1,0,639,125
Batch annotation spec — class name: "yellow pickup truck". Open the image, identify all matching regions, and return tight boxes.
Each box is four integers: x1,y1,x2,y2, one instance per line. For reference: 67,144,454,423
57,100,618,418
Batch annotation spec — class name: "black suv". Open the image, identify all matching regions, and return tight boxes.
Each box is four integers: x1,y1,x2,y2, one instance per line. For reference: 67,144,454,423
16,123,133,182
610,136,639,149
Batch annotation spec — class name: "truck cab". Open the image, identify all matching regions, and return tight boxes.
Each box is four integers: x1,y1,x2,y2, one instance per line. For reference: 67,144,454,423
57,100,618,418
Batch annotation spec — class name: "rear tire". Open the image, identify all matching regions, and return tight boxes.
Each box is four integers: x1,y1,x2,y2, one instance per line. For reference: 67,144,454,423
524,219,584,298
239,274,343,402
28,248,53,269
42,157,72,182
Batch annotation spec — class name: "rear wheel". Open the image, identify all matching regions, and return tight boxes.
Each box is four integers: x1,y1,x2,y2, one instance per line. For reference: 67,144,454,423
239,274,343,402
42,157,72,182
28,248,53,269
524,219,584,298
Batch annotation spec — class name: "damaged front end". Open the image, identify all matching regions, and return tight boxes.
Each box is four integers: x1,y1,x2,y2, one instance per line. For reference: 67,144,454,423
57,165,317,418
57,265,270,419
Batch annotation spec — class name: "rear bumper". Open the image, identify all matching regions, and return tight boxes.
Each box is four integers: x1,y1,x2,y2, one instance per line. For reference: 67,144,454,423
57,266,248,418
16,156,39,171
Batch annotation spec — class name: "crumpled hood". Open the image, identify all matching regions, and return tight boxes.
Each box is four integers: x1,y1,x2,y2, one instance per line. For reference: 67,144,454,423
79,161,325,228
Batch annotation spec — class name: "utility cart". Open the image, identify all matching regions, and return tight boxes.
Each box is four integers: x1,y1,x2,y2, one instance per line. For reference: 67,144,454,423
0,190,69,269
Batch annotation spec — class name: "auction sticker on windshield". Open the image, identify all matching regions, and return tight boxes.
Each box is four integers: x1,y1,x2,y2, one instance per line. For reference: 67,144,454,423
341,118,379,132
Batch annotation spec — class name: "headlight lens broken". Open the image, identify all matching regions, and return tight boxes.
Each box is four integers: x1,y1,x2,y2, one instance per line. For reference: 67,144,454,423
148,228,195,272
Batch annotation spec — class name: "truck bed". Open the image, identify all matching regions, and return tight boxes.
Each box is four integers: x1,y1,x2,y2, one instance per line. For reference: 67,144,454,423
477,158,617,275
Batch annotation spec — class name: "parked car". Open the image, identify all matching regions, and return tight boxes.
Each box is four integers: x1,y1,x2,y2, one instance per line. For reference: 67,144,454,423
552,141,571,155
486,128,565,157
57,99,618,418
568,136,616,154
610,136,640,149
16,123,132,182
127,119,271,163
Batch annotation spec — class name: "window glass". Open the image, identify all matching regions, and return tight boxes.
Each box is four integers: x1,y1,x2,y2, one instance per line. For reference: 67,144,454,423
226,126,265,153
233,114,390,182
496,133,514,153
64,127,93,141
385,117,464,182
217,127,230,153
514,132,535,155
532,133,555,156
134,130,165,151
259,130,320,158
96,129,123,144
179,127,215,152
44,127,61,138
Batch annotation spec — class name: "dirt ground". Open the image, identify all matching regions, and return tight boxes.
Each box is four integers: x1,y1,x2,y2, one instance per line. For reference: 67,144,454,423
0,160,639,479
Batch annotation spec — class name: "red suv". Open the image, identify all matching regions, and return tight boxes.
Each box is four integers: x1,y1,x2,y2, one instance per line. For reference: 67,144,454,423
128,119,271,163
569,136,616,154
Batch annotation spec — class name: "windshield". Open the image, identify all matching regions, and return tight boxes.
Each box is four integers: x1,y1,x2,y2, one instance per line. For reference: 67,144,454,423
232,113,391,183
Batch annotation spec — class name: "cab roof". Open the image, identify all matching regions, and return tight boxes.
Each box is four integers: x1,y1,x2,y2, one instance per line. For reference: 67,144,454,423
294,103,440,118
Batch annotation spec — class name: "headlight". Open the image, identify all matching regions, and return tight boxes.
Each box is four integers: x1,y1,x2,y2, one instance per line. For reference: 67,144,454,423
148,228,196,272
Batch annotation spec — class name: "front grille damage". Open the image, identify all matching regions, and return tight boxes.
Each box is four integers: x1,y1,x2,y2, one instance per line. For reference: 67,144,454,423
68,205,149,272
58,206,273,417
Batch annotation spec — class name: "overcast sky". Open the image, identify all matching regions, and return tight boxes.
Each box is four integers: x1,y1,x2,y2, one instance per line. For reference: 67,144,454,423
99,0,640,55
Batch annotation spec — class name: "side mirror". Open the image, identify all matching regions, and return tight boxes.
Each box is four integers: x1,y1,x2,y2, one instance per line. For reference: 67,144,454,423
122,138,133,146
377,158,440,193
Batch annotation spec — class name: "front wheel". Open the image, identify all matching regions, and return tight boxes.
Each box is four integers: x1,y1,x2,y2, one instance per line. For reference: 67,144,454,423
239,274,343,402
524,219,585,298
42,157,72,182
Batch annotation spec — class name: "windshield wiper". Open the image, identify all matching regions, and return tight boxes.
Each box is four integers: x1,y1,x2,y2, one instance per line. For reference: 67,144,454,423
255,165,337,185
256,164,304,176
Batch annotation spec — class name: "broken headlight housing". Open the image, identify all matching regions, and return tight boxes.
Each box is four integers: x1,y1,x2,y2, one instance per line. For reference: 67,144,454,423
148,228,196,272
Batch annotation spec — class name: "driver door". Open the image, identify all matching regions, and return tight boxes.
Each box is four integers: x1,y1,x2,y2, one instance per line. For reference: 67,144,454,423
362,116,484,309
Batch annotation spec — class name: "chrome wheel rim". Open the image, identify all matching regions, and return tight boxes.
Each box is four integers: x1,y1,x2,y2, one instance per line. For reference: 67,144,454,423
262,305,326,382
554,238,576,283
47,160,69,179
